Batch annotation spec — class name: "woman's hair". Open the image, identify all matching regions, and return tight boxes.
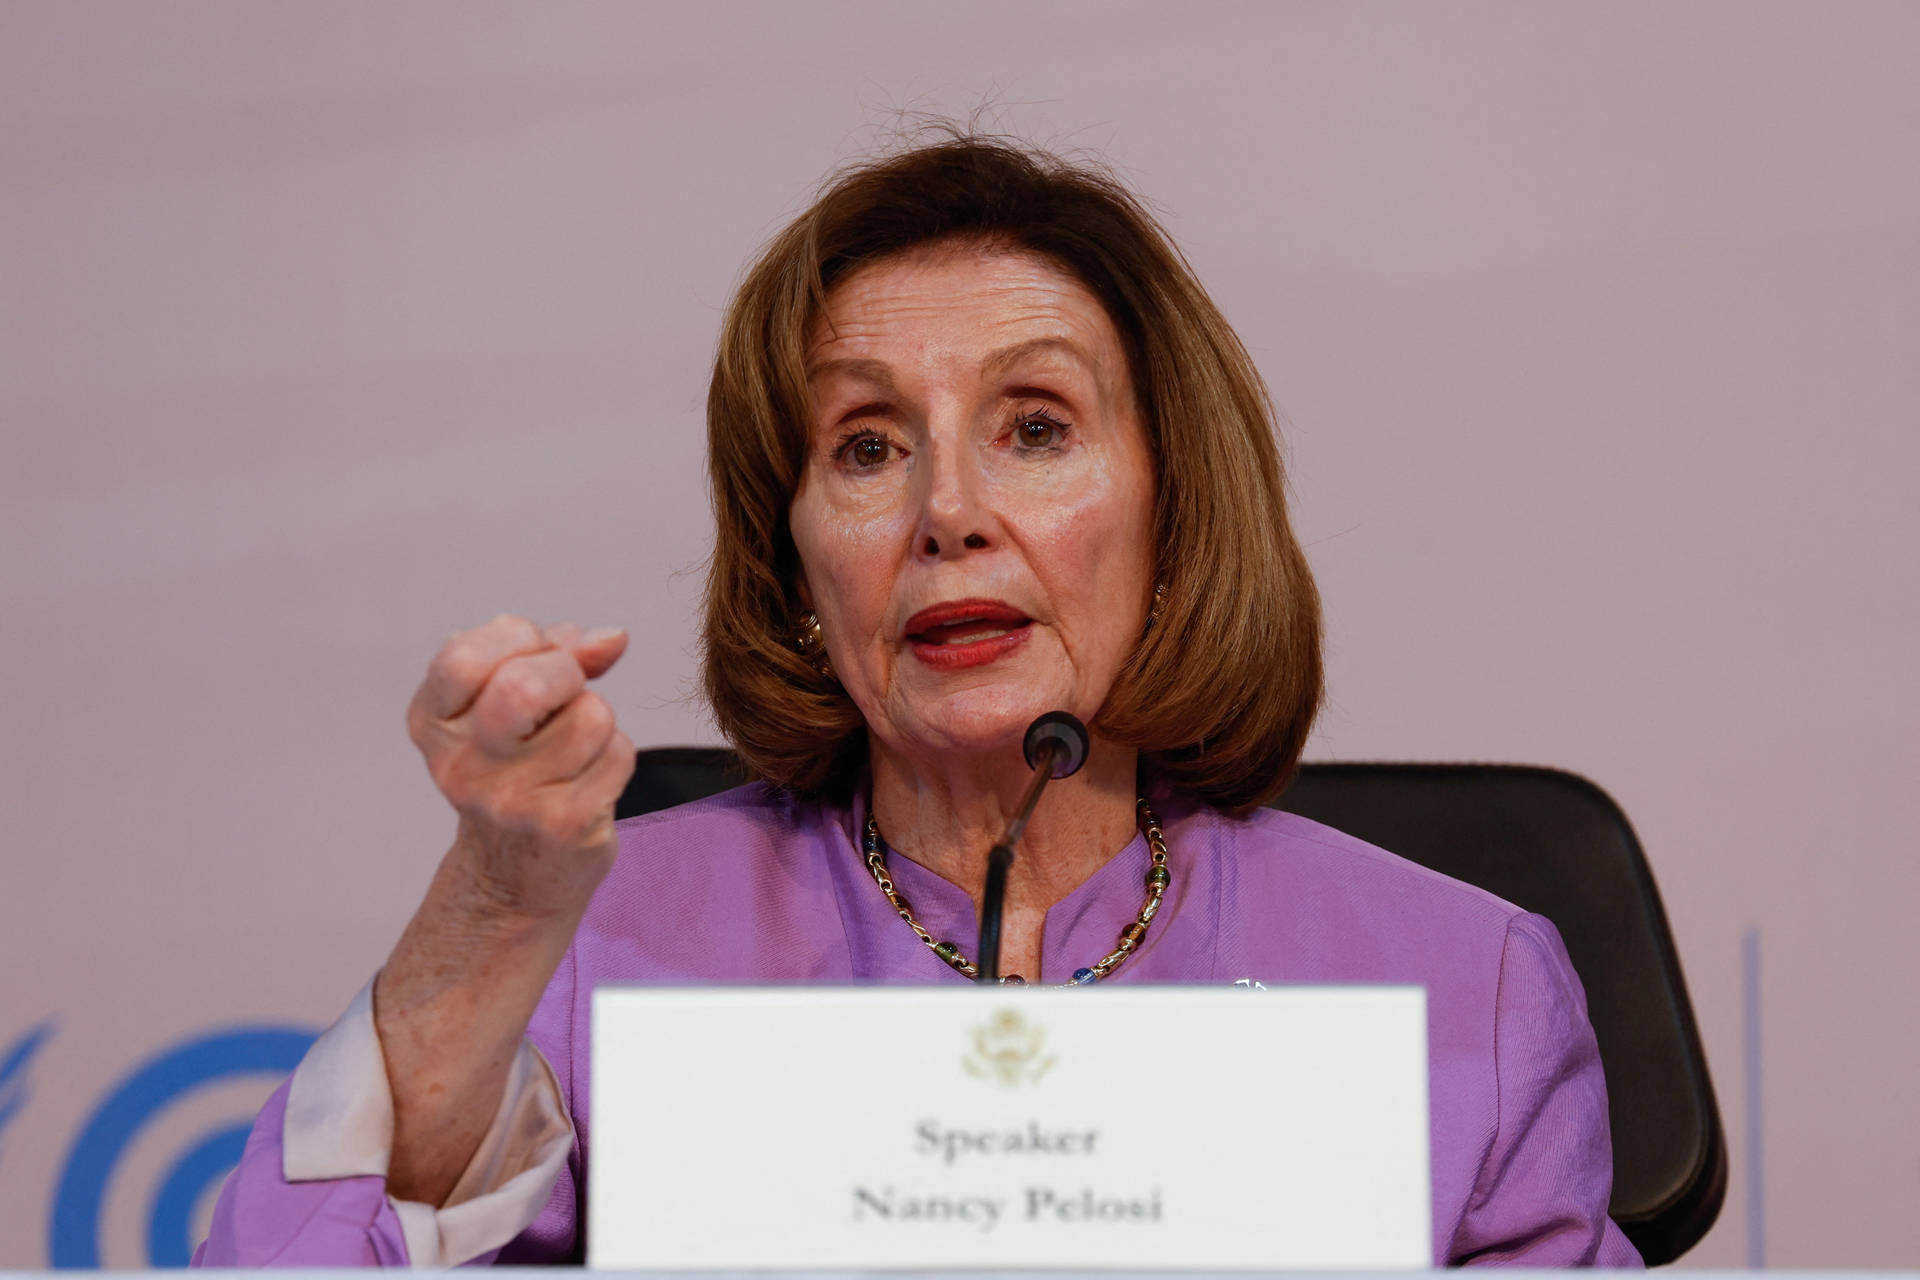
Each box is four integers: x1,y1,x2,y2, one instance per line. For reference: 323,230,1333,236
702,132,1322,814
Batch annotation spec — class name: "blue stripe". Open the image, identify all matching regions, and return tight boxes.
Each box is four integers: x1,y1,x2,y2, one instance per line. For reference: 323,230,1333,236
0,1021,57,1086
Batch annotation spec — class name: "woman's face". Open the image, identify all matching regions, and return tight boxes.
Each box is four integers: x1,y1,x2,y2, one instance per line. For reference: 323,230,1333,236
789,245,1157,766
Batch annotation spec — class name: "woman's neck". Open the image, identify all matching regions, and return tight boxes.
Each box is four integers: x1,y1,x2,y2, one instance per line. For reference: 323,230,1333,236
867,734,1141,925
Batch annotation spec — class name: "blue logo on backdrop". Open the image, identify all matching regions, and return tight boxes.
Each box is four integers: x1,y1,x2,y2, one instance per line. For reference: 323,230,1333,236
48,1024,317,1268
0,1021,57,1166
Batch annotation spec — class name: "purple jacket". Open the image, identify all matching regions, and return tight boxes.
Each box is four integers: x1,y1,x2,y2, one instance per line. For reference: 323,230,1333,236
197,782,1642,1266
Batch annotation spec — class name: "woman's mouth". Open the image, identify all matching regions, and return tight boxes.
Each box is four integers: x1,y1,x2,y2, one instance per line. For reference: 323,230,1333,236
904,600,1034,670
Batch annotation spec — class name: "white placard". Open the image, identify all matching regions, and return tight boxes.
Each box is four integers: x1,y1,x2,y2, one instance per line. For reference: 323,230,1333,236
589,985,1429,1270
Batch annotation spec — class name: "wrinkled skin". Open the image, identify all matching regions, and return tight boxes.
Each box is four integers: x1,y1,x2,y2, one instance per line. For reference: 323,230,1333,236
791,244,1159,975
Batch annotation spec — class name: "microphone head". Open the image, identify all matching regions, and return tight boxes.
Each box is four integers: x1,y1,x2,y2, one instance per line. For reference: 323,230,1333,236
1023,711,1091,779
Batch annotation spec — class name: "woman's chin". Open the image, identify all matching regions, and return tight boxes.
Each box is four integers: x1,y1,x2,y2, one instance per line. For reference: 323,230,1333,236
881,684,1072,763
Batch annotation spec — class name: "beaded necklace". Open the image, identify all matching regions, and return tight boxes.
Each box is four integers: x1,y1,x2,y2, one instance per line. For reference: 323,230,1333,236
860,795,1171,986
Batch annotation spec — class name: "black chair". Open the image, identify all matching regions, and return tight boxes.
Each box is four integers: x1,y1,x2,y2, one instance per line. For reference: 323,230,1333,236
615,751,1726,1264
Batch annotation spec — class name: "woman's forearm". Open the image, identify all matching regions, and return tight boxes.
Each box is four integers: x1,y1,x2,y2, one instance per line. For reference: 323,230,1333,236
373,838,585,1207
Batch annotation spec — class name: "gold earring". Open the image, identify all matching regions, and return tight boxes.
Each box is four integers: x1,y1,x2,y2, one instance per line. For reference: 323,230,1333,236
1145,583,1168,630
794,611,833,677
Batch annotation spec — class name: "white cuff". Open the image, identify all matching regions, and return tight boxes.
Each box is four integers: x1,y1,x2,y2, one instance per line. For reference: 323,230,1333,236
282,977,573,1265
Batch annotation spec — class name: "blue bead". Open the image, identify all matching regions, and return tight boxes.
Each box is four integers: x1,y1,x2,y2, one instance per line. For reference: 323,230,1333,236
1071,967,1098,985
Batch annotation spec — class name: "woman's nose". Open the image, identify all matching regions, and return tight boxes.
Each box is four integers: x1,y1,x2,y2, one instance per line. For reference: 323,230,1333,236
914,433,994,560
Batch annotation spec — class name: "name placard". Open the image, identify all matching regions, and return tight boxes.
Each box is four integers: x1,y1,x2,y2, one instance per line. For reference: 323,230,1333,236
589,986,1429,1269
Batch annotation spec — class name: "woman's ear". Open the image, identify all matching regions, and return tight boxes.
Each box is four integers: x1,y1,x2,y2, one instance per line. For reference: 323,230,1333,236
792,573,815,613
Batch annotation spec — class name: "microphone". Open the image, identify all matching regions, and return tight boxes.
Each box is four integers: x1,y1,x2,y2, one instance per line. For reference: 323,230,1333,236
977,711,1091,983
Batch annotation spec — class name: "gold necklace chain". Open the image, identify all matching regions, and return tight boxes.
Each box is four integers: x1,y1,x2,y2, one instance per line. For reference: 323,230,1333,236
860,796,1171,986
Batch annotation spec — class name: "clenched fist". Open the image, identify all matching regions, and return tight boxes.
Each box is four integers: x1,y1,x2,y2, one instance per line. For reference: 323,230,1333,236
406,614,637,924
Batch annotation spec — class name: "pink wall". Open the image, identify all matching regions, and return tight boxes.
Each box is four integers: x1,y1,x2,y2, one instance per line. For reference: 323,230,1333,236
4,1,1916,1265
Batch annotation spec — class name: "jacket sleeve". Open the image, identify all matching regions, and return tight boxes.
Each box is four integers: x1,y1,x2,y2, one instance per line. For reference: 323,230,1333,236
191,977,575,1266
1451,912,1644,1267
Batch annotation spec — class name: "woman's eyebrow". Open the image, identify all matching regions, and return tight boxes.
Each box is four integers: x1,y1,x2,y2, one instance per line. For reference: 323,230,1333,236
980,336,1093,380
805,356,898,395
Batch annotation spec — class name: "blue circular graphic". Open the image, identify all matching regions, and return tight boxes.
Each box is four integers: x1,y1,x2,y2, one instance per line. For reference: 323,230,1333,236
145,1120,255,1265
49,1025,315,1267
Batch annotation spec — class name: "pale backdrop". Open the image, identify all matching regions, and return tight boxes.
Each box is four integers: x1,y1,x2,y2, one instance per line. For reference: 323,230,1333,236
3,0,1917,1267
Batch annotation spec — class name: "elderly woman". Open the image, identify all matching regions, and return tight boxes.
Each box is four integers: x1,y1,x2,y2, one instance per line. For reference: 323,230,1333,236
197,137,1638,1267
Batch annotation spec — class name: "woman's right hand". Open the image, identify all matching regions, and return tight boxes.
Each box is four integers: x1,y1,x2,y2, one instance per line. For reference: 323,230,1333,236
406,614,636,923
375,614,634,1208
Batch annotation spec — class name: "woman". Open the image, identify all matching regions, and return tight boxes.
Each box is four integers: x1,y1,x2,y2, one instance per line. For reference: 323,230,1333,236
197,136,1639,1267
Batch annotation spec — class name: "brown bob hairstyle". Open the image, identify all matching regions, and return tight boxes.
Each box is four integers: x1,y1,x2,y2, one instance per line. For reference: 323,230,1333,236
701,133,1322,815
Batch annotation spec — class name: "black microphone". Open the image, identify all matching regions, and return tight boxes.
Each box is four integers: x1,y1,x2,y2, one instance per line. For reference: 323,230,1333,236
977,711,1091,983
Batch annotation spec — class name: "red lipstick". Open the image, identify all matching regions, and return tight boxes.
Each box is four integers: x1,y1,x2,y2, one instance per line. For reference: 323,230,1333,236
903,598,1033,671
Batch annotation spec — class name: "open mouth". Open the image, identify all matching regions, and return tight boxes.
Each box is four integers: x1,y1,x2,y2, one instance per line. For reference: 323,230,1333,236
903,599,1034,668
909,618,1033,646
905,601,1032,645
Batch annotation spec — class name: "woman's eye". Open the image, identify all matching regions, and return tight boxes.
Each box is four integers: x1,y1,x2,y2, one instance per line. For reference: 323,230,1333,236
838,433,895,468
1013,413,1069,449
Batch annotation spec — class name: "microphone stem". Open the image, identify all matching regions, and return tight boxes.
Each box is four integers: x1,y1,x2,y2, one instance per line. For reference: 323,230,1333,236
977,740,1060,984
978,844,1012,984
1003,740,1059,848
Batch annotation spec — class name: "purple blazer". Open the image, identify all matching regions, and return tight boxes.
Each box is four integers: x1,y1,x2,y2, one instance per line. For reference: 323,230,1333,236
197,782,1642,1266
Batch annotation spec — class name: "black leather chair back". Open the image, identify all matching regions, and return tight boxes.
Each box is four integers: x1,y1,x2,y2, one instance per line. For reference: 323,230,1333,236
614,751,1725,1264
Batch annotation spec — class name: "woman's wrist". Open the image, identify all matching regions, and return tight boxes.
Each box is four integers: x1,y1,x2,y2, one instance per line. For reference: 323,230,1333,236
439,817,615,928
378,850,583,1017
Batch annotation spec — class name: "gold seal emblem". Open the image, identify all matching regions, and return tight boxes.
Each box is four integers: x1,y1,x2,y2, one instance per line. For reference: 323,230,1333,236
963,1008,1056,1087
